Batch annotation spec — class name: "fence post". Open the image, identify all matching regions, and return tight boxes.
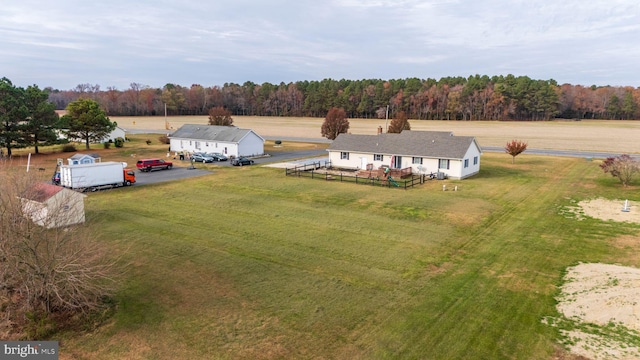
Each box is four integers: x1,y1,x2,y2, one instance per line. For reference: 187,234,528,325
311,170,314,179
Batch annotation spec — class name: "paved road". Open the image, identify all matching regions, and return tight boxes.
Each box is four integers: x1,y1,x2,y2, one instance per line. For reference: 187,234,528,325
133,165,210,186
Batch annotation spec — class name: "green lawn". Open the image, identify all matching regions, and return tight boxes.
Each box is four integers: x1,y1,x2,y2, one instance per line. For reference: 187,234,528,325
59,153,640,359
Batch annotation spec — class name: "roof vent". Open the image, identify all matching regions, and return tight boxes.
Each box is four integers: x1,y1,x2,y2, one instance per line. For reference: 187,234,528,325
432,140,435,143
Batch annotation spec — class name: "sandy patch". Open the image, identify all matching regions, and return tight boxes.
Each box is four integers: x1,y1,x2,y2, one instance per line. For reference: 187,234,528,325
578,198,640,223
554,263,640,359
550,198,640,359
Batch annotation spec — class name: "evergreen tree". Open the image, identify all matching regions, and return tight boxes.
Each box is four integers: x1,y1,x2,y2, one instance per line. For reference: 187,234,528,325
61,98,116,149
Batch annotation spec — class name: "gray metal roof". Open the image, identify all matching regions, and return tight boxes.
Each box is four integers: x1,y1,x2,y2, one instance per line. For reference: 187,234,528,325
69,153,100,160
327,130,481,159
169,124,262,143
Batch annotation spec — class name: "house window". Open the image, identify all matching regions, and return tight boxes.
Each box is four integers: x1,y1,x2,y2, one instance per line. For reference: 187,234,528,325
412,157,423,165
473,156,478,165
195,141,201,150
341,152,350,160
374,154,383,161
464,159,469,168
439,159,450,169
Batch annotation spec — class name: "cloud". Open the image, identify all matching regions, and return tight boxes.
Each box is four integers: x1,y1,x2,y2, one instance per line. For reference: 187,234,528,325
1,0,639,89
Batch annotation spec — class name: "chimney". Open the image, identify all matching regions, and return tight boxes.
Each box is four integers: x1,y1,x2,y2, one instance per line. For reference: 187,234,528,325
377,126,383,135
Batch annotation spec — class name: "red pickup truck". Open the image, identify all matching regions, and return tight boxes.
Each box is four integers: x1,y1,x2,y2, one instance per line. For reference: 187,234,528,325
136,158,173,172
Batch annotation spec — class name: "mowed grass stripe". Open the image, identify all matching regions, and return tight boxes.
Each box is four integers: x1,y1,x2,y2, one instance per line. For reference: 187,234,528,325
73,153,638,359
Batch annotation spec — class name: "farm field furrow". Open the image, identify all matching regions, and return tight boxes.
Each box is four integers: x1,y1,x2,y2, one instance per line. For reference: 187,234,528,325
113,115,640,154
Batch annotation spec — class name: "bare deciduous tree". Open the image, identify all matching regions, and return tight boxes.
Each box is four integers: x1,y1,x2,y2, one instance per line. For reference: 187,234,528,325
600,154,640,187
208,106,233,126
321,107,349,140
0,170,118,339
504,140,528,164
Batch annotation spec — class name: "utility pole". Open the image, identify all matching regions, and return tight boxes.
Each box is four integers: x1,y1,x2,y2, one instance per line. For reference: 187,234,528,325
384,105,389,132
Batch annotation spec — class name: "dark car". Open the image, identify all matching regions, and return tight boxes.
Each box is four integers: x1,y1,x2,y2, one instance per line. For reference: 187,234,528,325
209,153,228,161
230,157,254,166
52,172,61,185
191,153,215,163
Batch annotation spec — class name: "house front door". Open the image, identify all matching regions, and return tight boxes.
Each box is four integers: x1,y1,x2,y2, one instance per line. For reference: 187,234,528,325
360,157,368,170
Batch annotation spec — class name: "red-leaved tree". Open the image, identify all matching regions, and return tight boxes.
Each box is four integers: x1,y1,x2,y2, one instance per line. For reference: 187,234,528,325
387,111,411,133
505,140,528,163
208,107,233,126
600,154,639,187
321,107,349,140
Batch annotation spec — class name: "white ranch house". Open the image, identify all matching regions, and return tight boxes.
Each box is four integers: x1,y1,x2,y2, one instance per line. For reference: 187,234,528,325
327,130,482,180
169,124,264,158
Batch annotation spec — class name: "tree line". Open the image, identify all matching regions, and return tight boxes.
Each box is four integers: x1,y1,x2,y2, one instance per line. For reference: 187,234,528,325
0,77,116,156
45,75,640,121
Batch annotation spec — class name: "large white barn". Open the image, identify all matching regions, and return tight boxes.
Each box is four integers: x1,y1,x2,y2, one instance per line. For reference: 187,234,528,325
327,130,482,180
169,124,264,158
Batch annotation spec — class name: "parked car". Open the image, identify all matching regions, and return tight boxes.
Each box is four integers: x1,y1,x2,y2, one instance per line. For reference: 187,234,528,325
209,153,228,161
136,158,173,172
191,153,215,163
51,171,61,185
230,157,254,166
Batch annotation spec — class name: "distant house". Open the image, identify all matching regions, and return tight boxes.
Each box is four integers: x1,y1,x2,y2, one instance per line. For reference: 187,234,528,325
56,126,126,144
169,124,264,158
67,153,101,165
21,183,87,228
327,130,482,180
101,126,126,143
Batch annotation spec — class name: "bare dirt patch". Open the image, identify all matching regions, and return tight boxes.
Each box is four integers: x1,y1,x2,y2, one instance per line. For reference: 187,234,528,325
550,198,640,359
578,198,640,224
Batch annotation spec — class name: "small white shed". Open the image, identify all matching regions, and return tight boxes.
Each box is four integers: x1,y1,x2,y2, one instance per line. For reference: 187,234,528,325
21,183,87,228
67,153,101,165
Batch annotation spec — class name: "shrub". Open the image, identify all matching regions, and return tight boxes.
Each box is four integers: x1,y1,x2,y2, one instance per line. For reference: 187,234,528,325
275,140,282,145
103,142,111,149
62,144,77,152
145,140,152,145
600,154,639,187
158,135,170,144
114,137,125,148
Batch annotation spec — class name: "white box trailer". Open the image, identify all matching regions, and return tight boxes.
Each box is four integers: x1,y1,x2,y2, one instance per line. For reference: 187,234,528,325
59,162,135,191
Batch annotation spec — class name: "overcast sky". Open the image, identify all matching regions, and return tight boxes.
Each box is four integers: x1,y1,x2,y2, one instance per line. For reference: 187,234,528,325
2,0,639,90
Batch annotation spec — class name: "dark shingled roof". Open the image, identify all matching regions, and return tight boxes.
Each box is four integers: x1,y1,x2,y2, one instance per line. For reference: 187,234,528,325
169,124,261,143
328,130,481,159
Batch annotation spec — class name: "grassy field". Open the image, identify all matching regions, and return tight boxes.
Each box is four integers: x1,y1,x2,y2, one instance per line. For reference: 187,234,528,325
49,146,640,359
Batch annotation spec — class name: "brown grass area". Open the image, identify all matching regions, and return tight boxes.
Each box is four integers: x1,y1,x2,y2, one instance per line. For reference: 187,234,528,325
114,115,640,153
